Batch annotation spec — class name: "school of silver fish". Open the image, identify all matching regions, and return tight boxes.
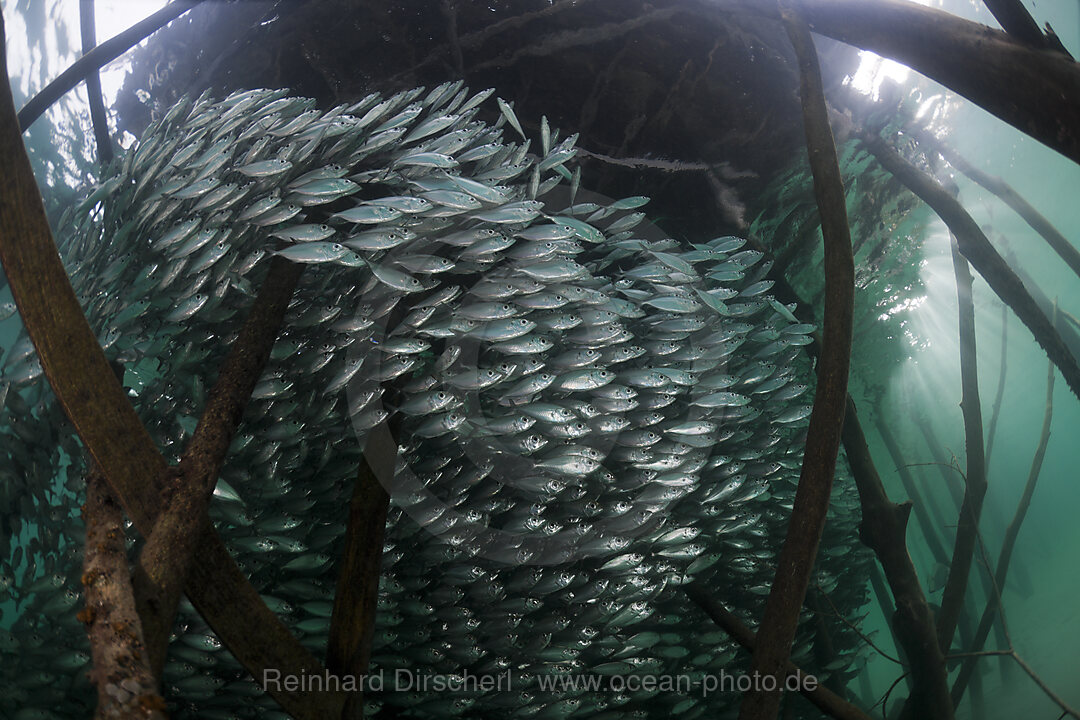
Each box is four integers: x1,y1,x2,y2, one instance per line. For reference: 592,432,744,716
0,82,874,719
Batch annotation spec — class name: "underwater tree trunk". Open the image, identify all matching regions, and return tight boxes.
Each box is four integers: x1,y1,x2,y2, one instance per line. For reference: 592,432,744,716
79,0,112,164
841,397,955,720
328,422,396,720
738,11,853,720
134,255,302,676
17,0,205,130
0,12,342,718
935,239,988,654
856,129,1080,405
686,585,874,720
952,347,1054,703
82,467,167,720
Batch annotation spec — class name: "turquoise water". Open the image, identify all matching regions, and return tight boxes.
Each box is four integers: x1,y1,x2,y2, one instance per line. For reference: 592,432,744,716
2,1,1079,719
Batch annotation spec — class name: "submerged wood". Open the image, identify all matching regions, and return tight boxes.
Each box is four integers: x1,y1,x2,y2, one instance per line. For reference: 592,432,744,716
17,0,205,130
841,397,954,720
793,0,1080,167
685,585,874,720
79,0,112,164
857,129,1080,404
703,0,1080,165
83,468,167,720
874,417,950,566
952,347,1054,703
910,127,1080,283
979,0,1069,53
328,422,396,720
936,240,988,654
0,13,342,717
738,11,853,720
134,255,302,676
984,304,1008,467
745,244,941,710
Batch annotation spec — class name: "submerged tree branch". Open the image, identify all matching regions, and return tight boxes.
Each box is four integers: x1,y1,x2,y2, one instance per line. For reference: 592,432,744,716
841,398,955,720
952,339,1055,703
328,422,395,720
738,11,853,720
79,0,113,164
741,244,941,710
855,128,1080,404
936,238,988,654
979,0,1070,54
134,255,302,675
18,0,205,130
685,585,874,720
695,0,1080,165
984,304,1008,467
82,467,167,720
0,14,341,717
910,127,1080,283
874,417,950,566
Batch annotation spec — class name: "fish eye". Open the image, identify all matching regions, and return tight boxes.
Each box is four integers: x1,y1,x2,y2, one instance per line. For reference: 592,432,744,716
319,224,329,231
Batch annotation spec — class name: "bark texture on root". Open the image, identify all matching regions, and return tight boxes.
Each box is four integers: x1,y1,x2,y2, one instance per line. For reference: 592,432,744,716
134,255,302,676
82,468,167,720
0,12,342,717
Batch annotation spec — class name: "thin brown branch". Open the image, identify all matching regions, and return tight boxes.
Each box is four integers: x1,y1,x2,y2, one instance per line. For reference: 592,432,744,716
813,583,902,666
685,585,875,720
82,467,167,720
740,243,934,707
134,255,302,676
968,533,1078,720
738,10,853,720
878,671,911,718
